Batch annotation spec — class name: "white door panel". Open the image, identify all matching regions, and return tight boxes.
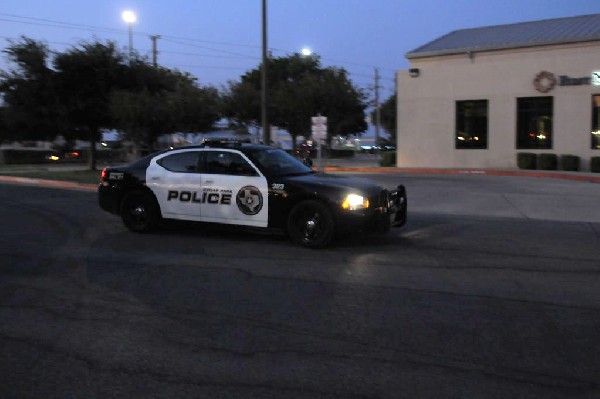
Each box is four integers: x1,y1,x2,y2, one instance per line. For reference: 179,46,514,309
146,153,202,220
200,174,268,227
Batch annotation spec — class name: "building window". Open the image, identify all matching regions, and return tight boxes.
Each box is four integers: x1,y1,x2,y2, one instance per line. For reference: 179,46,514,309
516,97,553,149
456,100,488,149
592,95,600,149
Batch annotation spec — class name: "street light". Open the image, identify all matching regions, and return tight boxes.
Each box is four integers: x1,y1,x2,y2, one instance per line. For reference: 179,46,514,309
261,0,270,145
122,10,137,58
301,48,312,56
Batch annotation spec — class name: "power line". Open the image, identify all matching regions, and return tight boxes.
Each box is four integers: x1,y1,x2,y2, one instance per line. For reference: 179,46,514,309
163,63,251,71
0,12,397,77
160,37,259,61
0,15,125,36
0,13,262,50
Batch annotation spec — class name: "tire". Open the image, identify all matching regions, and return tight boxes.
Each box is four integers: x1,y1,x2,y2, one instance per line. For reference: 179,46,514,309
120,191,160,233
287,200,335,248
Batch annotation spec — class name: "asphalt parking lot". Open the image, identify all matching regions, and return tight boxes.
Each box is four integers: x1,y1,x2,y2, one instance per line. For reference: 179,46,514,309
4,153,599,223
1,160,600,398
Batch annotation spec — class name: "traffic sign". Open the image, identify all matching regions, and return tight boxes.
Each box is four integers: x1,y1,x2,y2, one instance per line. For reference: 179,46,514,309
311,115,327,141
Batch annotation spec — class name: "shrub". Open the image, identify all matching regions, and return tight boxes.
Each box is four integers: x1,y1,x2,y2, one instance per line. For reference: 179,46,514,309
517,152,537,169
560,154,580,171
538,153,558,170
591,157,600,173
379,151,396,167
0,149,57,164
327,148,355,158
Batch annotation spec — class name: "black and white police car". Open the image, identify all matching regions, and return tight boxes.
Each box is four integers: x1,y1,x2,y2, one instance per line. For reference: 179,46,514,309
99,140,407,248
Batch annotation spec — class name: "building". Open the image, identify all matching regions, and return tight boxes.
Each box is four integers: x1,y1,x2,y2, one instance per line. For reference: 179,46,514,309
396,13,600,170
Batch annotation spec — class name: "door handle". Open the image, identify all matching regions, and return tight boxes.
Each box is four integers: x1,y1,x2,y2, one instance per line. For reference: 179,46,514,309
204,180,214,184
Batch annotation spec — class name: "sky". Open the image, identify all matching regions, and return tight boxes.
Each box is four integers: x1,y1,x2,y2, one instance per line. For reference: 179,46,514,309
1,0,600,102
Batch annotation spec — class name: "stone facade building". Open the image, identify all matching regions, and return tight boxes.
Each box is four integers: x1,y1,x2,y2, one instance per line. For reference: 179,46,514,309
396,14,600,170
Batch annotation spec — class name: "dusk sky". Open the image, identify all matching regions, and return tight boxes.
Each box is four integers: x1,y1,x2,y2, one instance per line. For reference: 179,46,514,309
2,0,600,100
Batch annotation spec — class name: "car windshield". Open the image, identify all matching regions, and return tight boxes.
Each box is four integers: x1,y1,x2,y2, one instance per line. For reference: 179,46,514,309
246,148,313,177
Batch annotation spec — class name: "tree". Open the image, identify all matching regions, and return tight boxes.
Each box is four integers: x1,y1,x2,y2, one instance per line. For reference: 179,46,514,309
371,94,397,142
224,54,367,149
110,65,221,151
53,40,128,170
0,37,63,142
168,72,221,134
1,38,222,164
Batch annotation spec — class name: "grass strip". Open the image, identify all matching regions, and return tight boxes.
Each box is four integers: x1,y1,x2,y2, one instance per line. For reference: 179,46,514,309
0,169,101,184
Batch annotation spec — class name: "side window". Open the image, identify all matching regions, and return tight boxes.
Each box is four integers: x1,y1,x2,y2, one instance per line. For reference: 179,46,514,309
157,152,200,173
205,151,258,176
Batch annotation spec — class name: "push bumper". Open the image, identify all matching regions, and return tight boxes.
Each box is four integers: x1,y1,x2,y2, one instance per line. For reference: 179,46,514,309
336,185,407,234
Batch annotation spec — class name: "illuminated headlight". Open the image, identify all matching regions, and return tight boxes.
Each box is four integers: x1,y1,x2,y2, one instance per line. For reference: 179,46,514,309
341,194,369,210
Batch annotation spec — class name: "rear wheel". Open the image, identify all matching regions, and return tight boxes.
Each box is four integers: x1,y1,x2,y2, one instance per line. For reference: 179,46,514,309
121,191,160,233
287,200,335,248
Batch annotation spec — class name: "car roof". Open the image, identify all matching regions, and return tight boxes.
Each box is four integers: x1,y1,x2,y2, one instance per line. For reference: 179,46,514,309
170,142,278,154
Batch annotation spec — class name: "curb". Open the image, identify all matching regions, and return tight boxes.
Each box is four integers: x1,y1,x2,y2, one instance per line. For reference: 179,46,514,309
323,166,600,183
1,167,600,192
0,175,97,191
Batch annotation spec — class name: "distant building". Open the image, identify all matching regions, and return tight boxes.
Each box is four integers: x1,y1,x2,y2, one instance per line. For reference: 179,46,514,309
396,13,600,170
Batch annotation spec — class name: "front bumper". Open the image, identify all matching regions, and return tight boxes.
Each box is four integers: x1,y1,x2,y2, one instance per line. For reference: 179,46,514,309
336,185,407,234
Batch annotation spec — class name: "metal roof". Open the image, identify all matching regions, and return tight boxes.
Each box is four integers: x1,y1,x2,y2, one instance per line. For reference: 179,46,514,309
406,13,600,59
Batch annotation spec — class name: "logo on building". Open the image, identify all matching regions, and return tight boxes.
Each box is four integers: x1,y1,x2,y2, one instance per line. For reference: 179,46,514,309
533,71,557,93
593,72,600,86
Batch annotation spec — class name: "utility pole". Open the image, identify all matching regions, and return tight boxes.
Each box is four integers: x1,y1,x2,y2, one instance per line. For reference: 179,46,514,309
374,68,381,149
261,0,270,145
150,35,160,67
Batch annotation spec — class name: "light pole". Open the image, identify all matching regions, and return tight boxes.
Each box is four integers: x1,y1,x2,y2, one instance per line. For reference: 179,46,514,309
261,0,270,145
122,10,137,59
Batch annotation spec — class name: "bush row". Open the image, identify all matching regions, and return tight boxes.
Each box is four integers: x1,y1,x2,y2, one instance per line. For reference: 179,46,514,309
0,149,58,164
0,148,125,165
379,151,396,167
517,153,600,172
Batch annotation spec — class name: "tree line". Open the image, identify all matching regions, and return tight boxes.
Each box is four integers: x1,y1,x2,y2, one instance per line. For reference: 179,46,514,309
0,36,393,169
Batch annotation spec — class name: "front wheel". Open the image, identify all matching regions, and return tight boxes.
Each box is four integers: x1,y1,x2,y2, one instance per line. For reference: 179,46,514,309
287,200,335,248
120,191,160,233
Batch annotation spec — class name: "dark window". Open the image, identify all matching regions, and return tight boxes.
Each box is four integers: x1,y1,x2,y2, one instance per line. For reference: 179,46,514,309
592,95,600,149
157,151,200,173
517,97,553,149
246,148,313,177
456,100,488,149
205,151,257,176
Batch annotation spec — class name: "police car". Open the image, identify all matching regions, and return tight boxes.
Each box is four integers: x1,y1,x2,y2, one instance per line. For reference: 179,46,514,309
98,140,407,248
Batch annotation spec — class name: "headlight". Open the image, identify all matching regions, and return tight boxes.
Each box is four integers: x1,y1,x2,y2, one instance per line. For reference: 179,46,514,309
341,194,369,210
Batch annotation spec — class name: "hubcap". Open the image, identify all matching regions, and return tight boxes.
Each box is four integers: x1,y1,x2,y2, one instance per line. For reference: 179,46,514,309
303,213,320,240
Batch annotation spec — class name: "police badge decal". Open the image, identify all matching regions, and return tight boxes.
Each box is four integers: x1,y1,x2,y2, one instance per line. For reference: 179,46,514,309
236,186,263,215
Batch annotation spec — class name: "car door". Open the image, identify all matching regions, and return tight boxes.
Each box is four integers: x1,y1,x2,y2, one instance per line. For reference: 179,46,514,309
200,149,268,227
146,150,202,221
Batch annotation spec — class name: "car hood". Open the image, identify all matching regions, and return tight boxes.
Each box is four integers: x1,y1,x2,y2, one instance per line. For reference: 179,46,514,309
279,172,384,196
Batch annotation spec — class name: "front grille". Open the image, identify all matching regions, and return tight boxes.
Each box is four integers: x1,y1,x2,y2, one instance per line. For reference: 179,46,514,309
374,189,391,210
